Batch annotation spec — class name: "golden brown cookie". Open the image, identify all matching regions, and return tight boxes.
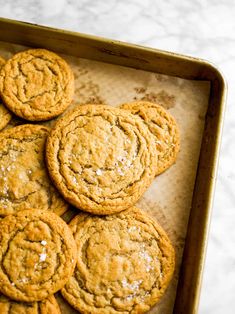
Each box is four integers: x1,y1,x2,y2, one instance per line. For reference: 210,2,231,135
0,49,74,121
0,124,68,216
61,207,175,314
0,209,77,302
0,104,12,131
0,56,12,131
120,101,180,175
46,104,158,215
0,294,61,314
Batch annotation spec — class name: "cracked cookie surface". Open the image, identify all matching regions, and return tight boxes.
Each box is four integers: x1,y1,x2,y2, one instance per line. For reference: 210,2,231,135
0,294,61,314
0,124,68,216
0,209,77,302
46,104,158,215
121,101,180,175
61,207,175,314
0,56,12,131
0,49,74,121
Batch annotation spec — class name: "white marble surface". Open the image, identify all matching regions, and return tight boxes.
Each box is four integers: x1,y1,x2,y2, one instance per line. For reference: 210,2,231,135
0,0,234,313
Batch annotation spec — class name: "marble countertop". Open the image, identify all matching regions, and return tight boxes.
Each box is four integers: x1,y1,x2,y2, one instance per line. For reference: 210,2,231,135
0,0,234,313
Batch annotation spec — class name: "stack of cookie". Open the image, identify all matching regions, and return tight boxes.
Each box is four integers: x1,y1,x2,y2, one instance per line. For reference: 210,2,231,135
0,49,179,313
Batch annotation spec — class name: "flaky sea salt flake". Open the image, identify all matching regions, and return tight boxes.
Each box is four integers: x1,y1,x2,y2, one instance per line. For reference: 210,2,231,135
39,253,47,262
96,169,102,176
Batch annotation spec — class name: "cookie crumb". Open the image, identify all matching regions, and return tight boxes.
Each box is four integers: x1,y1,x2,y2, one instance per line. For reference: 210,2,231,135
134,87,146,94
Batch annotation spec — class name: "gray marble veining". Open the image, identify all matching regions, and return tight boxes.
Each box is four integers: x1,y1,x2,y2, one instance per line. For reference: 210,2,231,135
0,1,234,313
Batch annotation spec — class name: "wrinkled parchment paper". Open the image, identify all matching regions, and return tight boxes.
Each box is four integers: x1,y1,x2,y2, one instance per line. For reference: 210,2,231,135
0,40,210,314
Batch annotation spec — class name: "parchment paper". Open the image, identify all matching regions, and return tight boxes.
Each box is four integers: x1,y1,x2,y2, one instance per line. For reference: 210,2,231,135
0,41,210,314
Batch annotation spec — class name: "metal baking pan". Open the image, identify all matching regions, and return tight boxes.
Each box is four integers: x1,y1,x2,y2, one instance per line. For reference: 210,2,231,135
0,17,226,314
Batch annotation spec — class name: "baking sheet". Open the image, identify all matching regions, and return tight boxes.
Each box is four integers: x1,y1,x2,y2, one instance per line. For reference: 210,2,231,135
0,40,210,314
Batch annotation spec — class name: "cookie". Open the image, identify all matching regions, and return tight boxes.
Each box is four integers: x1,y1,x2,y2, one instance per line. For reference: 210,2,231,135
61,207,175,314
0,209,77,302
0,124,68,216
0,104,12,131
46,104,158,215
0,49,74,121
0,294,61,314
120,101,180,175
0,56,12,131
